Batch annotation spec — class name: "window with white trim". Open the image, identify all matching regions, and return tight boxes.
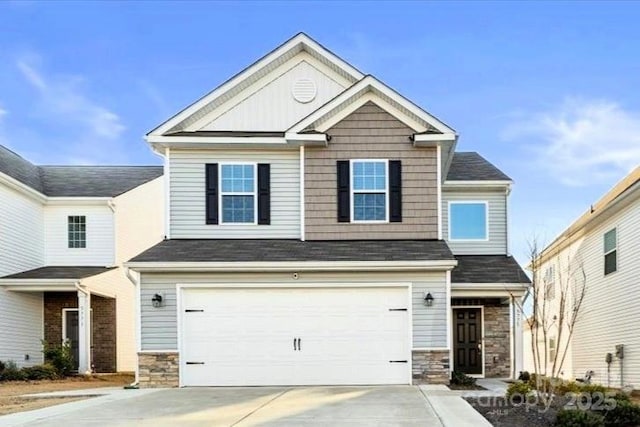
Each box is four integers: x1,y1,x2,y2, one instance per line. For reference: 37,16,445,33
220,164,256,224
449,202,488,240
68,216,86,248
544,265,555,300
351,160,388,222
604,228,617,275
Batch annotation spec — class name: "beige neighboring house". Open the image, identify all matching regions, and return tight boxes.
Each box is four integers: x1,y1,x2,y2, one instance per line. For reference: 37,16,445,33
524,166,640,388
0,145,164,373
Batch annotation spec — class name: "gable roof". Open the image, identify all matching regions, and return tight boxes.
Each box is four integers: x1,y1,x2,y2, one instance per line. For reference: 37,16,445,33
0,144,163,198
446,152,512,181
540,166,640,262
452,255,530,284
148,33,364,137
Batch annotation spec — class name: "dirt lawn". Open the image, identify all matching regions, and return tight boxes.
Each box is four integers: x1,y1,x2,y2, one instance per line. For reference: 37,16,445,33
0,374,133,416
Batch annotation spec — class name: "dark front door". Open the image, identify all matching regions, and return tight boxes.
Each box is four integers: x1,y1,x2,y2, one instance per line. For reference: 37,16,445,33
64,310,80,370
453,308,482,375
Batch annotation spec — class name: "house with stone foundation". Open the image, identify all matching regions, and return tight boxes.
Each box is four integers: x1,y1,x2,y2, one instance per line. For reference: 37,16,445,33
125,33,530,387
0,145,164,374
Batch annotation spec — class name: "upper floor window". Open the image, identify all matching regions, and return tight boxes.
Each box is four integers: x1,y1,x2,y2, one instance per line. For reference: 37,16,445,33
604,228,617,275
68,216,86,248
544,265,555,300
449,202,488,241
220,164,256,224
351,160,388,222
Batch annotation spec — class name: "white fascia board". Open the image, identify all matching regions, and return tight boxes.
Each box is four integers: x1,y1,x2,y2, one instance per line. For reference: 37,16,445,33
451,282,530,292
46,197,113,206
287,75,457,135
413,134,458,143
444,180,513,193
148,33,363,137
0,172,47,203
125,260,459,273
284,132,328,146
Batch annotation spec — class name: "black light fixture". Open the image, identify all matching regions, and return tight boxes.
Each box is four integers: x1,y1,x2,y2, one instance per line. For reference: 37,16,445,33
151,293,164,308
424,292,434,307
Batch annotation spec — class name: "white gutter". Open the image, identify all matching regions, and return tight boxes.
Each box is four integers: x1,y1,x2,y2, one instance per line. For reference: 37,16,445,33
125,260,459,273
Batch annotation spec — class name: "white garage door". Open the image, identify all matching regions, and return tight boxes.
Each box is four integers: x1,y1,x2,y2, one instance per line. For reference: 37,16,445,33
180,286,410,386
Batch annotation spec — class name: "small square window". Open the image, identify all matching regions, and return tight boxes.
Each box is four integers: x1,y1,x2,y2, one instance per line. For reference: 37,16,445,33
449,202,488,240
68,216,86,248
604,228,617,275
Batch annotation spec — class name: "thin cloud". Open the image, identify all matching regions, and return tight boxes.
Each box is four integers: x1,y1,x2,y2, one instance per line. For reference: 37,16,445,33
504,98,640,186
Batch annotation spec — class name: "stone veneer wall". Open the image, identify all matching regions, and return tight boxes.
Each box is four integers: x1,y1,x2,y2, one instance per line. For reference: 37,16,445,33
138,352,179,387
484,303,511,377
412,350,450,384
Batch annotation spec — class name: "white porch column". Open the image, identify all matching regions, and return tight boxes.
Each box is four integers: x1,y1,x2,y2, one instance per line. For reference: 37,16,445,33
512,295,524,379
77,289,91,375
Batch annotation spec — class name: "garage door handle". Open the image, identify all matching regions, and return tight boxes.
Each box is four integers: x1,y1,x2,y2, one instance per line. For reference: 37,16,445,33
186,362,205,365
293,338,298,351
298,338,302,351
389,360,408,363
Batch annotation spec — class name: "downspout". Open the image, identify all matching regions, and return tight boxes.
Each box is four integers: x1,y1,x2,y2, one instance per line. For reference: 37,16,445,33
124,267,140,388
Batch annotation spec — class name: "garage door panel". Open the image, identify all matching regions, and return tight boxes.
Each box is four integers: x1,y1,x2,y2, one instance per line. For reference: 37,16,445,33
180,286,410,386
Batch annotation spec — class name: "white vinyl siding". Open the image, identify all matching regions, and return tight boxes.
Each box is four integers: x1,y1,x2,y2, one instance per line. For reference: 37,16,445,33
44,205,115,266
139,271,447,351
200,57,347,132
532,197,640,386
170,149,300,239
442,190,507,255
0,185,45,367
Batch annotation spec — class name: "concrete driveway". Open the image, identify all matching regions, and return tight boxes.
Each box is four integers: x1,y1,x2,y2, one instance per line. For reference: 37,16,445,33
3,386,443,427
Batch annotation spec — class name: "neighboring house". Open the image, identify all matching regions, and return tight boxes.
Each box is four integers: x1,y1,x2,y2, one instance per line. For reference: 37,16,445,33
523,167,640,388
0,145,164,373
125,33,530,388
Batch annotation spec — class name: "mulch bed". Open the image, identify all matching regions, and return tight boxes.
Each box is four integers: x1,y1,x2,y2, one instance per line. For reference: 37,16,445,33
449,383,487,390
465,396,570,427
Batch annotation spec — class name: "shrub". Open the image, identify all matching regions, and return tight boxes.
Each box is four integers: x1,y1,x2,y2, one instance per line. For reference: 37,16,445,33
0,360,5,372
450,370,477,386
555,409,604,427
43,340,74,377
595,396,640,427
557,380,583,395
506,381,533,403
0,360,25,381
21,364,58,381
581,383,608,395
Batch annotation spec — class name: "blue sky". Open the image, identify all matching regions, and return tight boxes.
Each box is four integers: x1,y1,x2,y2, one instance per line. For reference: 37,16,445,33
1,1,639,264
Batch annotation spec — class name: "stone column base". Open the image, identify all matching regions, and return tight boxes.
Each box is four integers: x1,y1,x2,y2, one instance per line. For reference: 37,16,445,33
412,350,450,384
138,352,179,388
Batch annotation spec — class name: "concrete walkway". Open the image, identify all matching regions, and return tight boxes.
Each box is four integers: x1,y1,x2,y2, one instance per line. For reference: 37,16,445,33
1,386,443,427
419,385,492,427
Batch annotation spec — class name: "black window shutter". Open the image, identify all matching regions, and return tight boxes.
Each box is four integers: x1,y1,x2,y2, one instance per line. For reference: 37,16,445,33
257,164,271,225
389,160,402,222
205,163,218,224
337,160,350,222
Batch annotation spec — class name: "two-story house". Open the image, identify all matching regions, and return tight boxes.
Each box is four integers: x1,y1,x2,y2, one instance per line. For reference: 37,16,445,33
524,167,640,388
126,33,530,387
0,145,164,374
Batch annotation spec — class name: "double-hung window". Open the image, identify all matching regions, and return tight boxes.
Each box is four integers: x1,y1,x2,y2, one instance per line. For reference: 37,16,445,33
604,228,617,275
449,202,488,240
544,265,555,300
351,160,388,222
220,164,256,224
68,216,86,248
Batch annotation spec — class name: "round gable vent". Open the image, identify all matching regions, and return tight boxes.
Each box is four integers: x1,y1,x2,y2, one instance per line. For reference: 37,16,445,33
292,78,317,103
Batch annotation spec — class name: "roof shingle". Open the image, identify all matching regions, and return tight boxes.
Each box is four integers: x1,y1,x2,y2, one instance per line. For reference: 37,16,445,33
447,152,511,181
452,255,530,284
129,239,455,263
1,266,114,280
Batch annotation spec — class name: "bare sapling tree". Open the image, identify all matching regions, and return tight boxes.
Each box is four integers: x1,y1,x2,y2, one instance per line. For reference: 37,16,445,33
511,237,587,405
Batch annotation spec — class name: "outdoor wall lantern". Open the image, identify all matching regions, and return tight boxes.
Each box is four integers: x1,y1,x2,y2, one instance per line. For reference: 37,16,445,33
424,292,434,307
151,293,164,308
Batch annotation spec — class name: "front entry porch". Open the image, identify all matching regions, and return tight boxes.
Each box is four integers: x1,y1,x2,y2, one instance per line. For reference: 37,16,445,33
0,266,116,374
